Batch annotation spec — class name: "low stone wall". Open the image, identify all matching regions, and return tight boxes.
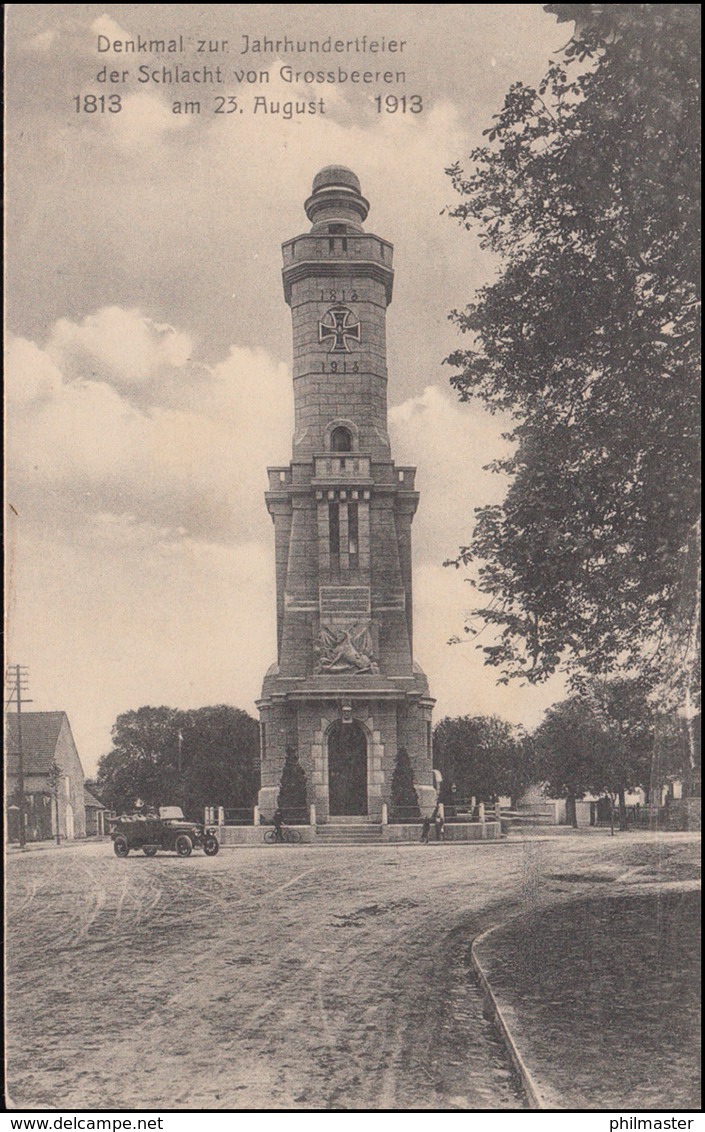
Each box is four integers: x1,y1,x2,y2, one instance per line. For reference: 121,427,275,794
517,801,565,825
217,826,316,846
215,822,501,846
384,822,501,843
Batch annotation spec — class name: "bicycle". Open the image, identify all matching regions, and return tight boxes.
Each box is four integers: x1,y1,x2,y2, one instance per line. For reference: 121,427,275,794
264,825,302,844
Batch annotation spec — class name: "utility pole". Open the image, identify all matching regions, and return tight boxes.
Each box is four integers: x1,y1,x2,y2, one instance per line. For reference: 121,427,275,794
6,665,32,848
177,728,184,813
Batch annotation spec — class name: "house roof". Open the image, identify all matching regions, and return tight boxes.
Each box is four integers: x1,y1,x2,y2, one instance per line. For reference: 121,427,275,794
5,711,67,775
84,787,106,809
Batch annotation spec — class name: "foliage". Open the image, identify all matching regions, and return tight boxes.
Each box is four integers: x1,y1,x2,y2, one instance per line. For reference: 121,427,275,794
652,711,701,796
277,747,308,814
533,678,656,806
95,704,260,819
390,747,420,816
433,715,532,802
533,698,603,803
444,4,701,691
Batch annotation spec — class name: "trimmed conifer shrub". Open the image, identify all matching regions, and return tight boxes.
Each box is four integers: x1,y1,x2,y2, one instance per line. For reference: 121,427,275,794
277,747,308,815
391,747,420,818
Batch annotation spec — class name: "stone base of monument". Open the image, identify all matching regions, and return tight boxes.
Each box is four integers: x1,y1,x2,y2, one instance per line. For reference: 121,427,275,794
215,822,501,846
382,822,501,843
217,825,318,846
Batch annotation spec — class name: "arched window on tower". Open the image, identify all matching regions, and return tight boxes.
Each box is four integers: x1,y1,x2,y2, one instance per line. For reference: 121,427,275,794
331,426,353,452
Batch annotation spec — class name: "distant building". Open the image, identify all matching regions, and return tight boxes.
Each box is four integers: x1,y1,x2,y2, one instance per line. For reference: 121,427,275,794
6,711,86,842
84,786,109,837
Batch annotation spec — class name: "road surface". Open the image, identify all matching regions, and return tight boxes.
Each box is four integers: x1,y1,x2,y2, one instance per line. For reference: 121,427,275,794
5,832,699,1110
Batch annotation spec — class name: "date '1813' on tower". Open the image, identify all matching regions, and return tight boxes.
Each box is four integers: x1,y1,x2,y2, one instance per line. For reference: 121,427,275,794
257,166,436,823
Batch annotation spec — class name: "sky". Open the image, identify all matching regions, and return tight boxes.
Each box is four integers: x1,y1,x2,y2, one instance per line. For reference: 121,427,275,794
5,4,570,776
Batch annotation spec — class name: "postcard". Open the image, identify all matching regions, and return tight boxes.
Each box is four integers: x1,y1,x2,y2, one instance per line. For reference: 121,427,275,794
5,3,700,1117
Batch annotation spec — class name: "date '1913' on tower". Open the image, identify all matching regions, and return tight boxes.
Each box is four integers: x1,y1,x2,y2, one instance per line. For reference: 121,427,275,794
257,166,436,823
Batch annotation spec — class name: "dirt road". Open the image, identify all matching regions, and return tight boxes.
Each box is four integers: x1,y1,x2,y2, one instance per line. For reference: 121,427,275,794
5,832,699,1110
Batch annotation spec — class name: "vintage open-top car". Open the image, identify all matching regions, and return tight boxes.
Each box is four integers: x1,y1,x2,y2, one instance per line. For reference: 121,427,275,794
109,806,220,858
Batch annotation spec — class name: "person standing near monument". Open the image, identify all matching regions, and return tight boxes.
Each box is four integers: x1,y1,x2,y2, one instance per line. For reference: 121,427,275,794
433,805,445,842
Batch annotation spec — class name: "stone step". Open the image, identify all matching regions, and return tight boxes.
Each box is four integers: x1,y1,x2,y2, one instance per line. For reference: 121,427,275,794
507,815,557,826
317,838,384,845
317,835,383,840
325,815,377,824
317,828,383,836
318,822,383,829
316,824,384,844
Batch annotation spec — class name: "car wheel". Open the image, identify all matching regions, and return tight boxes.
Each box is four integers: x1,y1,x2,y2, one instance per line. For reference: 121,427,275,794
203,835,219,857
143,845,158,857
113,836,129,858
175,834,193,858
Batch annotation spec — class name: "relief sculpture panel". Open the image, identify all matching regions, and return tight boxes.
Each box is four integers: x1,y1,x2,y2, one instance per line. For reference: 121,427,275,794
314,622,379,675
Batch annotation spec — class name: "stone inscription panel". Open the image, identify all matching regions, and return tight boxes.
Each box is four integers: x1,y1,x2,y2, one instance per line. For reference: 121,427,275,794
320,586,371,620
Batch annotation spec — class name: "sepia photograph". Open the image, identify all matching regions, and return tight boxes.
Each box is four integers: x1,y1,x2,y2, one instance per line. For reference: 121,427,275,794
4,3,701,1117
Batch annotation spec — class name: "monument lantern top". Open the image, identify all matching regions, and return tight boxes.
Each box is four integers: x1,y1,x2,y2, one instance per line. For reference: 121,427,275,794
312,165,361,193
305,165,370,232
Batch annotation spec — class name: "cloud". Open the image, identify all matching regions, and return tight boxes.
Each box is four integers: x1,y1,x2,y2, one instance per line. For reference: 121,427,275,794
47,307,194,388
23,29,58,52
6,309,293,543
7,513,277,774
4,336,64,404
8,75,475,370
389,385,567,721
414,560,564,726
7,5,573,775
389,384,512,557
109,92,193,152
90,14,133,45
5,311,565,773
5,306,294,771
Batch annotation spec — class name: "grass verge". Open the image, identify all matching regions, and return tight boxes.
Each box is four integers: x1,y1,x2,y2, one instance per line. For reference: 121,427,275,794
475,889,700,1109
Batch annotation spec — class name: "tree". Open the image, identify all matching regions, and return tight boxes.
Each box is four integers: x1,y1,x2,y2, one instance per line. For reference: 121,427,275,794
390,747,420,817
433,715,532,805
533,677,656,828
277,747,307,815
643,710,700,803
96,706,178,813
178,705,260,818
95,704,260,819
534,699,591,825
444,5,700,692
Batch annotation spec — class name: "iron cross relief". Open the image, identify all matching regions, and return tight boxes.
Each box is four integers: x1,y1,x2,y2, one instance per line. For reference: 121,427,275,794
318,305,362,354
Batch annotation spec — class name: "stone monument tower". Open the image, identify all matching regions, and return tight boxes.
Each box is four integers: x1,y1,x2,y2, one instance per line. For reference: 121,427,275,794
258,166,436,822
